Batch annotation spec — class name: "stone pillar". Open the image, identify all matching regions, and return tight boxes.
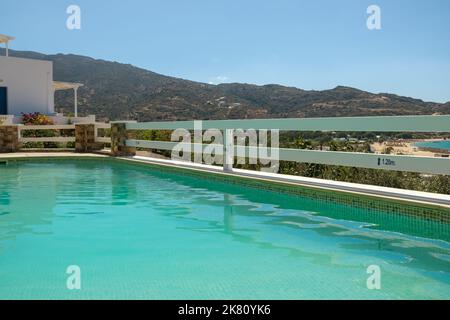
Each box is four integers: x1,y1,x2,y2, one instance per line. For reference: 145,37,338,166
111,122,136,156
0,125,21,153
75,123,103,152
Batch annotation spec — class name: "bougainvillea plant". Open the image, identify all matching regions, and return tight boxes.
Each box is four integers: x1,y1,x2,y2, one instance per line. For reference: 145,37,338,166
21,112,54,125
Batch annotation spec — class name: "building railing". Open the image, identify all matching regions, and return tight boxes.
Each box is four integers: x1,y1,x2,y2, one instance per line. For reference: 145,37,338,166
18,124,76,143
16,123,112,145
94,123,111,144
124,115,450,175
0,122,111,152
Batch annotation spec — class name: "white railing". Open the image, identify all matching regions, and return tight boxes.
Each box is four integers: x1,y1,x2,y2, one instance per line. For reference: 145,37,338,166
16,123,111,146
95,123,111,144
18,124,76,143
126,115,450,132
124,115,450,175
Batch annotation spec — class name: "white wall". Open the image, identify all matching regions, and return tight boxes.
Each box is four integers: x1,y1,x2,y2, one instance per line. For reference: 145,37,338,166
0,56,54,115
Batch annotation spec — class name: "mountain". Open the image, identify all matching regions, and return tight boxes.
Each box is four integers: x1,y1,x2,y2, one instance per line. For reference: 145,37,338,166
2,48,449,121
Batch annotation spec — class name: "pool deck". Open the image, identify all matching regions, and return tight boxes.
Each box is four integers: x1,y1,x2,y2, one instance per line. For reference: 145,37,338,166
0,152,110,159
1,152,450,210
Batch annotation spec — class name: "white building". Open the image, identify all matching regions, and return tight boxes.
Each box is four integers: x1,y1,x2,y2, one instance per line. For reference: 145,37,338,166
0,34,85,122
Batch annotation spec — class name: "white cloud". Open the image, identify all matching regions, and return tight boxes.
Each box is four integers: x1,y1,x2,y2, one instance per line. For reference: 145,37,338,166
208,75,229,85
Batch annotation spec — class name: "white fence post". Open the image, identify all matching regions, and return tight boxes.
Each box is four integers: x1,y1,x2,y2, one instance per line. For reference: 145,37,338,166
223,129,234,172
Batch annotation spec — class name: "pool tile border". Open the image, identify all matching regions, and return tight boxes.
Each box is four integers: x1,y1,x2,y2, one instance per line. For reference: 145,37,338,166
115,158,450,224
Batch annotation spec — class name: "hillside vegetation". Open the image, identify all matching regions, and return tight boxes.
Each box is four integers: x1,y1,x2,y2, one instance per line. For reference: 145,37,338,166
3,49,449,122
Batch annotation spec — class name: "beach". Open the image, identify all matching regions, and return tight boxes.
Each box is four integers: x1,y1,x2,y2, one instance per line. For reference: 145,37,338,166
370,139,450,157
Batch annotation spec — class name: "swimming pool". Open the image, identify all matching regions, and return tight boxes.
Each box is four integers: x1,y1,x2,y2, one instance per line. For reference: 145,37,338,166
0,158,449,299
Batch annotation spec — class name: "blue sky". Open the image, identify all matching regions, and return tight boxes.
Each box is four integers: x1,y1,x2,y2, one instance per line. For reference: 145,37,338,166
1,0,449,102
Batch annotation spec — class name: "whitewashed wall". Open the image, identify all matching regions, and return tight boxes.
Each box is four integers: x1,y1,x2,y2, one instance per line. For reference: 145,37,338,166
0,56,54,115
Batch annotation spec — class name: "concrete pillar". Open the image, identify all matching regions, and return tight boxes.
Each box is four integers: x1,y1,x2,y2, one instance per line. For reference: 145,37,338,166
75,123,102,152
110,122,136,156
0,125,21,153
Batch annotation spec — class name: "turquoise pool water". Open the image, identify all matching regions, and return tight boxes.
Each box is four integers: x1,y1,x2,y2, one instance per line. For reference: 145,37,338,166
415,140,450,151
0,159,449,300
